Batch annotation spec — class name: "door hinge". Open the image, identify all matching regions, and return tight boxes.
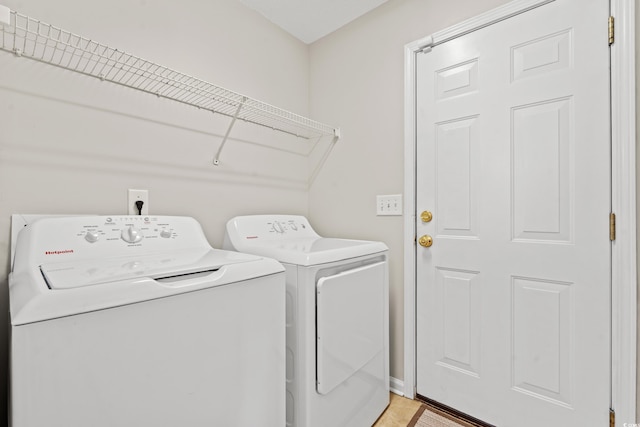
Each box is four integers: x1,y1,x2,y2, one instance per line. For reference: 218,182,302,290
610,213,616,241
609,408,615,427
608,16,615,45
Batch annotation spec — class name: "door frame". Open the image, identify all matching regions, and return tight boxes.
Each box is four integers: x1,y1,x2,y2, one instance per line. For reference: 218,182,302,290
402,0,637,425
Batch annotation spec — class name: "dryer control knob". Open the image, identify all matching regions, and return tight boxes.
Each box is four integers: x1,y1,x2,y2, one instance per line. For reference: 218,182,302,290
160,229,172,238
272,221,284,233
85,230,100,243
121,226,143,243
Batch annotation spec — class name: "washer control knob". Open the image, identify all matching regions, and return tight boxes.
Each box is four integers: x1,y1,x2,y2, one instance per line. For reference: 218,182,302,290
85,230,100,243
160,228,172,238
121,226,143,243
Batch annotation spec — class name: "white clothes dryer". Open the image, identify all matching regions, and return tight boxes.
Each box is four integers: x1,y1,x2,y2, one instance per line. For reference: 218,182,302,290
9,215,285,427
224,215,389,427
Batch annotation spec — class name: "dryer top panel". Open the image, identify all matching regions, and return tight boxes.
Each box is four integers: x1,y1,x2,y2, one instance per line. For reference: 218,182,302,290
224,215,388,266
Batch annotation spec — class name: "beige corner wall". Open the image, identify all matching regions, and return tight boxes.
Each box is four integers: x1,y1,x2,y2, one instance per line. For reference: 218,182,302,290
0,1,310,424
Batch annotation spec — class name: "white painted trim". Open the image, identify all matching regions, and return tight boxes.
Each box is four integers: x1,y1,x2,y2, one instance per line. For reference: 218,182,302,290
430,0,555,47
403,0,637,423
390,376,405,396
402,35,424,400
610,0,637,424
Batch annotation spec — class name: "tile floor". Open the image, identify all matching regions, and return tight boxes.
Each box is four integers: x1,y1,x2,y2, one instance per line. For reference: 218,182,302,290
372,393,423,427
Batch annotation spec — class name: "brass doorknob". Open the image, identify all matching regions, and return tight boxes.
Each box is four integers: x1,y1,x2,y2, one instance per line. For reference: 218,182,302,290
418,235,433,247
421,211,433,222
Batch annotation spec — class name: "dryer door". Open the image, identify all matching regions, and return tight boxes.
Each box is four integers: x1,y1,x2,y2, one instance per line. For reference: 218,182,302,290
316,261,386,395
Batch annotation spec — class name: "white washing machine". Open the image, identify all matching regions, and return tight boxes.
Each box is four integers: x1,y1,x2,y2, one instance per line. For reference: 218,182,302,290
9,215,285,427
224,215,389,427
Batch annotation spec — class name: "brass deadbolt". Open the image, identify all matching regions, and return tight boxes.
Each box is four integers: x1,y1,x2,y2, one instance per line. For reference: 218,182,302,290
418,235,433,248
421,211,433,222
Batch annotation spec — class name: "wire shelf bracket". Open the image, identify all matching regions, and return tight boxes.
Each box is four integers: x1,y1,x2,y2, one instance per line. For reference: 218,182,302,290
213,97,246,166
0,4,341,175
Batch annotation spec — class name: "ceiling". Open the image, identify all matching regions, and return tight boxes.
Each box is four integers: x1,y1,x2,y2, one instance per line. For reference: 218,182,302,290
237,0,389,44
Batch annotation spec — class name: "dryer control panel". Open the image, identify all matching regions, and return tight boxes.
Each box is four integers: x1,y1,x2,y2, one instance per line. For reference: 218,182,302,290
225,215,320,241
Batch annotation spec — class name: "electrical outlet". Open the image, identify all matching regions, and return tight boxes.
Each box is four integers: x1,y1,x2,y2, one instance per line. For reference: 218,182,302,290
376,194,402,216
128,189,149,215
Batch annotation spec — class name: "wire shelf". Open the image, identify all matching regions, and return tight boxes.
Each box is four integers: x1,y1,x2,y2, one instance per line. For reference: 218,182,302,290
0,6,339,165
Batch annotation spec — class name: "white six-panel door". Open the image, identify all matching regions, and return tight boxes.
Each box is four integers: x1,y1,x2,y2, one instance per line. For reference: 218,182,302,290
415,0,611,425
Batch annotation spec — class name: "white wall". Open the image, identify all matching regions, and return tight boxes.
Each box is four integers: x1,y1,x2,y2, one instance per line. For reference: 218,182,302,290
308,0,511,383
0,0,310,423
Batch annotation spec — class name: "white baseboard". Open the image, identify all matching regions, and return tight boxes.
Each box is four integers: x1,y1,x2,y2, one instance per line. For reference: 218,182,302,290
390,377,405,396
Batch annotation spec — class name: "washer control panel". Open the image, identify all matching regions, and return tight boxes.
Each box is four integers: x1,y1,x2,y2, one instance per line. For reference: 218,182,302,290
76,216,179,245
18,216,211,265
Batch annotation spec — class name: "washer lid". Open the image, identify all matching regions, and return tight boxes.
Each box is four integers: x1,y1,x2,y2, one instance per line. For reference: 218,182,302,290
40,248,253,290
237,237,388,266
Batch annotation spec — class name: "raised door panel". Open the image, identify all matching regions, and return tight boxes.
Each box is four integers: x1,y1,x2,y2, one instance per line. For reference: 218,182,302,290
511,98,573,243
436,117,479,238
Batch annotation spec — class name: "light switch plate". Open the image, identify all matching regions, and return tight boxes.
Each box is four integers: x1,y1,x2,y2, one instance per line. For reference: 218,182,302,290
377,194,402,216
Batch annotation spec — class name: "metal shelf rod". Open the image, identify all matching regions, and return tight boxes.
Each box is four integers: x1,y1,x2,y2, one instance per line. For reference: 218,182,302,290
214,97,246,166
